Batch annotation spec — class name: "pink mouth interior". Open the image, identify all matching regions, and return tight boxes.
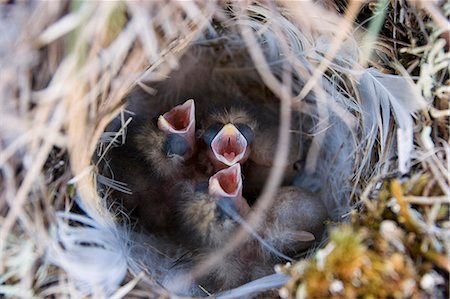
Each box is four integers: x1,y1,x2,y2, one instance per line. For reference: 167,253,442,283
163,106,191,131
216,135,245,162
215,168,239,195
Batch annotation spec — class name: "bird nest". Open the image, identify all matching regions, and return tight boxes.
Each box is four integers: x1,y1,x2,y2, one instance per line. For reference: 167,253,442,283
0,1,448,298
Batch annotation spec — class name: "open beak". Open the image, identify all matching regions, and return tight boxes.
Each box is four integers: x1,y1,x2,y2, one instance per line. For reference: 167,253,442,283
157,99,195,151
210,124,250,169
209,163,242,199
208,164,249,216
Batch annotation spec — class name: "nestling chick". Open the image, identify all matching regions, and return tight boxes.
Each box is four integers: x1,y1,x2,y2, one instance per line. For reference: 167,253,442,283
168,184,326,294
103,99,200,234
169,160,326,292
176,164,250,248
135,99,197,179
200,105,303,198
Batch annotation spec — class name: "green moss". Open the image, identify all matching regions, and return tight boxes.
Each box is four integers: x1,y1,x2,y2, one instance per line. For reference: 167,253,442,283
284,177,449,298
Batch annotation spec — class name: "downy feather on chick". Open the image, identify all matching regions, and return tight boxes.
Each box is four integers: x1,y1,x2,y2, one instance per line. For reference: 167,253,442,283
175,164,249,248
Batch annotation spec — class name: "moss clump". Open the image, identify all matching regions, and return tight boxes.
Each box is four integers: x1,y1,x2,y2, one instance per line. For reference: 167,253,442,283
282,179,449,299
284,226,418,299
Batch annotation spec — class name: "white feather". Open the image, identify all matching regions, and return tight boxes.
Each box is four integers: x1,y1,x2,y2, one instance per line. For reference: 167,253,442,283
47,196,128,296
357,68,427,174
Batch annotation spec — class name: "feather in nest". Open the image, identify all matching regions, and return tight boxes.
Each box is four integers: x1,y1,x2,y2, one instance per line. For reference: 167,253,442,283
47,197,129,296
357,67,427,175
